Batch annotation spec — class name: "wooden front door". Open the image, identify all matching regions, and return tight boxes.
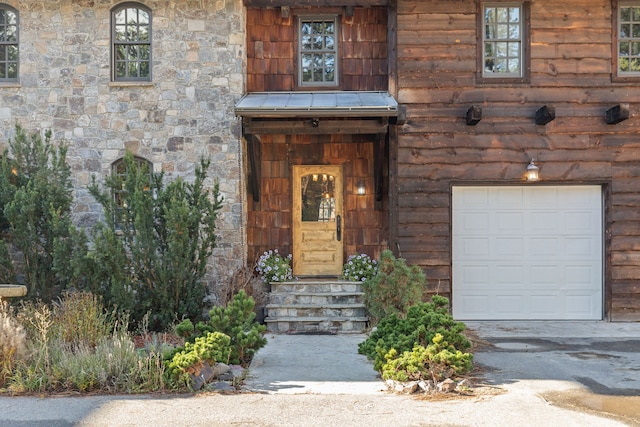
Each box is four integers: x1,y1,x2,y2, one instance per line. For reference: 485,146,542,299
293,165,344,276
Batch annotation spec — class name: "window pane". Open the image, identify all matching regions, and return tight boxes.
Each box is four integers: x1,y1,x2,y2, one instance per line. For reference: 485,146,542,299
631,57,640,71
115,61,126,78
508,42,520,57
496,42,507,57
633,24,640,38
312,35,323,50
496,24,508,39
0,63,5,78
633,7,640,21
301,22,311,35
7,62,16,79
139,24,149,42
621,7,631,22
494,59,507,72
621,23,631,38
7,45,17,60
140,45,149,60
621,41,630,55
140,61,149,77
301,36,311,50
508,58,520,73
325,35,334,50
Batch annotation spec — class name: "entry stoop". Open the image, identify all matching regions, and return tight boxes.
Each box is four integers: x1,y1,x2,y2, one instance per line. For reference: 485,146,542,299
265,280,369,333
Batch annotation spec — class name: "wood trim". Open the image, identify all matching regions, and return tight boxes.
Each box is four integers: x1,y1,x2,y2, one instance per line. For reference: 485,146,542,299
246,134,261,203
387,0,398,97
374,133,385,208
243,117,389,134
244,0,388,7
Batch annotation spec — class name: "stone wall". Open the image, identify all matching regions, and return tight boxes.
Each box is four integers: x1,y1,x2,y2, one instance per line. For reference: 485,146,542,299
0,0,247,291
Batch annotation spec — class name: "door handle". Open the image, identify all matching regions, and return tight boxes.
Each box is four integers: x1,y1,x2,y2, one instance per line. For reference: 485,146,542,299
336,215,342,241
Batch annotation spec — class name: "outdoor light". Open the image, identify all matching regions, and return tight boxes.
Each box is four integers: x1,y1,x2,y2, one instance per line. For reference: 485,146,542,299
357,181,366,195
525,159,539,182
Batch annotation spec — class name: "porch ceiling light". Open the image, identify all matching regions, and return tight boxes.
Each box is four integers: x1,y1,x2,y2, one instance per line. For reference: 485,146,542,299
525,159,539,182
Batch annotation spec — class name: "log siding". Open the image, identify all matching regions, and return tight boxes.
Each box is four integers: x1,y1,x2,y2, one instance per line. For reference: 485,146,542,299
395,0,640,320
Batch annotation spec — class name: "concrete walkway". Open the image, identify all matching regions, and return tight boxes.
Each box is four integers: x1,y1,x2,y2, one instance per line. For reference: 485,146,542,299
245,333,384,394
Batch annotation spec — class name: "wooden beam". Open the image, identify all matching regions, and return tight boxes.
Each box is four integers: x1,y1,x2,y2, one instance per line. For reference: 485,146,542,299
246,134,261,203
535,105,556,125
374,133,387,208
243,118,389,135
605,104,630,124
244,0,387,7
466,105,482,125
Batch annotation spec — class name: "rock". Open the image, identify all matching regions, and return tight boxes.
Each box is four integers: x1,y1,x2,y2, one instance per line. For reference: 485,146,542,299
386,380,418,394
418,380,434,392
456,378,473,391
211,363,231,379
209,382,237,393
437,378,456,393
190,362,215,391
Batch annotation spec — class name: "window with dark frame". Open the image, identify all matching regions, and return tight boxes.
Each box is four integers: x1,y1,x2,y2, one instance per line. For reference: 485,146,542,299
298,16,338,87
111,3,151,82
617,1,640,75
111,156,152,227
0,4,18,82
482,3,524,78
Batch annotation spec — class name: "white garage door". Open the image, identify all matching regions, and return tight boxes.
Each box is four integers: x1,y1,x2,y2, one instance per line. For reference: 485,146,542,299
452,186,603,320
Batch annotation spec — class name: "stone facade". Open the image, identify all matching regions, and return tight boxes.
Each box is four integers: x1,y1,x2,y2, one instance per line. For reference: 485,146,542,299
0,0,247,290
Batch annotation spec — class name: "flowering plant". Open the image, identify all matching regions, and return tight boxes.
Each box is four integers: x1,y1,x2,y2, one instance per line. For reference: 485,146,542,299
342,253,378,282
255,249,293,283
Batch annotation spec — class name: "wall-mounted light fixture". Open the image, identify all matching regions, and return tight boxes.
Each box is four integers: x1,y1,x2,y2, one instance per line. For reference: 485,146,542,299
356,181,366,195
525,159,539,182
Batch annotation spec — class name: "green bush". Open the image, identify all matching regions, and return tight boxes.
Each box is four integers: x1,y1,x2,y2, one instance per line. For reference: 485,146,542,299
87,152,223,331
0,124,88,301
358,295,471,372
362,249,425,324
381,333,473,382
194,290,267,365
164,331,231,390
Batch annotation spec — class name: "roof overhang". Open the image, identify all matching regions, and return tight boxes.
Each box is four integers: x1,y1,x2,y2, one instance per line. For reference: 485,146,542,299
234,91,398,119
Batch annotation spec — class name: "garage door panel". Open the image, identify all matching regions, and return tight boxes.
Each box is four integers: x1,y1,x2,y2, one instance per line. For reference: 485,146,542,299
453,186,603,320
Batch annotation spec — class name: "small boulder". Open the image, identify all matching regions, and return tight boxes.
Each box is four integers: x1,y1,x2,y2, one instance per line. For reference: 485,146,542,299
437,378,456,393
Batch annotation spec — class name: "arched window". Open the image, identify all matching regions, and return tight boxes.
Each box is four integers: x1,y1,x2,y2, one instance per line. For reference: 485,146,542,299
111,3,151,81
0,4,18,82
111,155,152,211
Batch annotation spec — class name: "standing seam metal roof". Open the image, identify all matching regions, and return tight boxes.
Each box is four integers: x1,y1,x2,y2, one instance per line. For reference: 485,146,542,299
234,91,398,117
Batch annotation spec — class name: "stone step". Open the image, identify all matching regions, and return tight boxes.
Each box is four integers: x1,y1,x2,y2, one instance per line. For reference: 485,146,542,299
264,316,369,333
270,281,363,294
265,280,369,334
266,304,366,318
268,291,364,305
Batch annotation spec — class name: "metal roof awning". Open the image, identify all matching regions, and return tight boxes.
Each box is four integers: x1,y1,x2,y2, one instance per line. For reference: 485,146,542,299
234,91,399,118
